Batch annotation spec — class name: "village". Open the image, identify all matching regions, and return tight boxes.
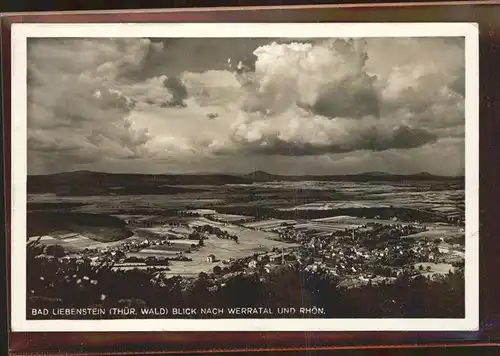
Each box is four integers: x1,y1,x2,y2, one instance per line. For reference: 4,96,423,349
208,221,464,289
38,209,465,291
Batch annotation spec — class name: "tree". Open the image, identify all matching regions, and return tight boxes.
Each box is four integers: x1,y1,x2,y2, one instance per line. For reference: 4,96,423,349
44,244,66,258
27,241,45,259
418,265,424,271
145,256,158,266
113,250,126,261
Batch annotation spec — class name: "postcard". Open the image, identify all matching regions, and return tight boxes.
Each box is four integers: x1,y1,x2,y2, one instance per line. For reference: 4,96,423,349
9,22,479,332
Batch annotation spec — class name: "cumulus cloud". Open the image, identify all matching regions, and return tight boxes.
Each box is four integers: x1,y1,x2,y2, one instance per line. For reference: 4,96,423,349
215,105,436,156
26,37,465,175
242,40,377,118
208,38,457,159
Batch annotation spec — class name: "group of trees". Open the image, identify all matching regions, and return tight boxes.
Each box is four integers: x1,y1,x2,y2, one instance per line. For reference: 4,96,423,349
43,244,66,258
26,240,465,319
418,264,433,272
144,256,170,266
177,211,200,217
343,224,426,250
189,225,239,243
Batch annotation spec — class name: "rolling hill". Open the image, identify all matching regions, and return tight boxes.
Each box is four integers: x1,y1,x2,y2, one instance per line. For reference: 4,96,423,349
27,170,464,196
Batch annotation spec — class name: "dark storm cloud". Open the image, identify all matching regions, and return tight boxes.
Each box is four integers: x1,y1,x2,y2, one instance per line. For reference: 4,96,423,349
161,76,188,108
133,38,327,80
122,38,265,79
308,75,381,119
218,125,437,157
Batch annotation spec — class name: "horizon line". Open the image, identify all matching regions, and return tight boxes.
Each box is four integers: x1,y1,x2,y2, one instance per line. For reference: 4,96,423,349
27,169,465,178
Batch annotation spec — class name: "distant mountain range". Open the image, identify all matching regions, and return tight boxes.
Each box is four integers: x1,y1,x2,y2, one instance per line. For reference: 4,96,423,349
27,169,464,196
242,170,460,181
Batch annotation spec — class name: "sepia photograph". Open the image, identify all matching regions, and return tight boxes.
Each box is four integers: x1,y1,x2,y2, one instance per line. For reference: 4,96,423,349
10,23,479,332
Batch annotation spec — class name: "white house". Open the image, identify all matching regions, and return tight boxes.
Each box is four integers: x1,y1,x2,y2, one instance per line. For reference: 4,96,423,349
248,260,258,268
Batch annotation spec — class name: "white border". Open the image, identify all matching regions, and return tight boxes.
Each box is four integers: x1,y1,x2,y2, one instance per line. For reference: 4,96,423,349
10,22,479,332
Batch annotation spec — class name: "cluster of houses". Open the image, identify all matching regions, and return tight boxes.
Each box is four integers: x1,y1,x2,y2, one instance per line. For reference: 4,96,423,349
274,227,307,242
75,236,196,269
200,218,463,287
268,222,427,250
344,223,427,242
81,238,170,259
36,210,465,290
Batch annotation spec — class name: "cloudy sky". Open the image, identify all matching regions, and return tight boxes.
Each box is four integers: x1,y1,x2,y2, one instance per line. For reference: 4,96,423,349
27,37,465,176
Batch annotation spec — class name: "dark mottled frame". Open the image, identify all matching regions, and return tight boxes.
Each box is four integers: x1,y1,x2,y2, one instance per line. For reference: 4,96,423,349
2,2,499,354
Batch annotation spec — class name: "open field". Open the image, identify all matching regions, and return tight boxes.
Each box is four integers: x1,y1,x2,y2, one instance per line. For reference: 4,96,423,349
439,244,465,258
404,224,463,240
27,177,464,277
128,250,180,257
100,217,300,276
294,221,363,232
28,193,224,215
143,242,194,252
212,213,251,222
28,179,464,218
28,233,142,251
243,219,297,230
279,201,392,210
413,263,455,275
163,235,298,276
147,218,298,276
311,216,405,225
